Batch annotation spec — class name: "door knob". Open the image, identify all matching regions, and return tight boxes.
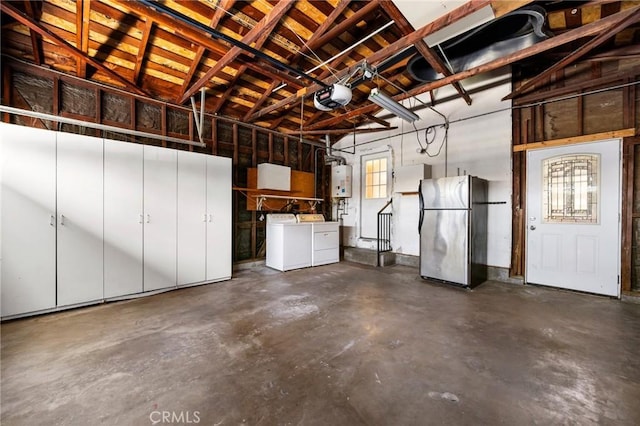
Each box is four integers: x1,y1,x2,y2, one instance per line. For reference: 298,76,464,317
530,225,536,230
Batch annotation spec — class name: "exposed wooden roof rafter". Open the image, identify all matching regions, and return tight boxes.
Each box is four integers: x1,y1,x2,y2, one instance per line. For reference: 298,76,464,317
210,3,289,114
505,5,640,99
379,0,472,106
177,0,235,102
244,0,354,123
133,17,154,86
251,0,529,121
284,126,398,135
0,1,148,96
75,0,91,78
23,0,42,66
178,0,296,105
115,0,306,99
243,80,280,121
305,4,638,131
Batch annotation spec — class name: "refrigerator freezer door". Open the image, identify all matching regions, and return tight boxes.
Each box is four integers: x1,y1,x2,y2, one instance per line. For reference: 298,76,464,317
420,209,469,285
420,175,469,209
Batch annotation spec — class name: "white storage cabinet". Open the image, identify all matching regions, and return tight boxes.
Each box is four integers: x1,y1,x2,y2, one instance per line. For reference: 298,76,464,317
0,123,232,319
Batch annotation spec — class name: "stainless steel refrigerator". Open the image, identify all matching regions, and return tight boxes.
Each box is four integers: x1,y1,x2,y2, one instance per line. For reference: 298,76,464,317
418,175,488,288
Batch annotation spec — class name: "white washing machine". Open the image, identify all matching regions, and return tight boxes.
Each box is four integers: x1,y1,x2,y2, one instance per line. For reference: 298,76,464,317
266,214,312,271
297,214,340,266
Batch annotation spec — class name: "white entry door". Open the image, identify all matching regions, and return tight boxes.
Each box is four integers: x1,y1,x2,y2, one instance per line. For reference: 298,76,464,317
360,152,391,239
526,139,620,296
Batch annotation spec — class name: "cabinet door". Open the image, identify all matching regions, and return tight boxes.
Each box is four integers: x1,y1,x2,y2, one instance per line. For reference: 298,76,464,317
206,155,232,281
0,123,57,317
56,132,104,306
143,145,177,291
104,140,143,298
177,151,207,285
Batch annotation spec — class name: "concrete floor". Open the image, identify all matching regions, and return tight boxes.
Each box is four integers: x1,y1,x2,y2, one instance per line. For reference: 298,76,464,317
2,262,640,425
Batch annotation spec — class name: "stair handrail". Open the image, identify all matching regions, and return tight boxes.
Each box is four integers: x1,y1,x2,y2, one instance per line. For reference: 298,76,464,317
377,199,393,267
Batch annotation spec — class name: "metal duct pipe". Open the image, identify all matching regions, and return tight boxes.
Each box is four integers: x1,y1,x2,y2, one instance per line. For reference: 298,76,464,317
324,134,346,165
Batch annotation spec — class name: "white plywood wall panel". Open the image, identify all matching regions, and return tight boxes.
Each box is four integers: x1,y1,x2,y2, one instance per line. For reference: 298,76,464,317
333,73,513,268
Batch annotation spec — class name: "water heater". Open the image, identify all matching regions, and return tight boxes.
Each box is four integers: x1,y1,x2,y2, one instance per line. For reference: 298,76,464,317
331,165,352,198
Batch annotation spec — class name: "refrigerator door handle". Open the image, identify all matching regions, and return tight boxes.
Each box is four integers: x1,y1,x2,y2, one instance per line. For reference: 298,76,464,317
418,181,424,233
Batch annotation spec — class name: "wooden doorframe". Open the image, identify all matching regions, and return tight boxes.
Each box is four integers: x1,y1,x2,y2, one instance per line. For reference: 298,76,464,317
512,131,636,286
621,136,640,293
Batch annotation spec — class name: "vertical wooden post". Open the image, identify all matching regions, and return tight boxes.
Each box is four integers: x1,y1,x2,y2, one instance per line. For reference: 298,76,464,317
95,87,102,138
621,138,634,292
161,103,167,147
130,97,136,144
52,76,60,130
297,139,302,171
283,136,289,165
232,123,238,166
188,110,194,151
2,64,12,123
251,128,257,260
268,133,273,163
211,117,218,155
252,129,257,166
511,105,525,277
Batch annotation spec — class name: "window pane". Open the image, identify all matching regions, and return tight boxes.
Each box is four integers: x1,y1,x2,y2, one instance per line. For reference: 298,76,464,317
542,154,599,224
366,173,372,186
373,160,379,173
373,173,379,185
380,173,387,185
380,158,387,172
366,186,373,199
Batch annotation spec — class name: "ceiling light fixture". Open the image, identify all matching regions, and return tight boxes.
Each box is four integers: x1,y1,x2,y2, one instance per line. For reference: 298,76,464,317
368,88,420,122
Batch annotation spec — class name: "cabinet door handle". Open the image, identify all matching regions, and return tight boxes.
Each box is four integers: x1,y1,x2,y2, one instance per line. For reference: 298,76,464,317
203,214,207,222
146,214,150,223
60,214,65,226
139,214,144,224
50,214,55,226
208,214,212,222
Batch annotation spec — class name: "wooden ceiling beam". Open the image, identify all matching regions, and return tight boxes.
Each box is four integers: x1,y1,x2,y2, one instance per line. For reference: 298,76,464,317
0,1,148,96
304,5,637,131
295,0,351,59
284,126,398,135
244,0,352,121
75,0,91,78
133,17,154,85
251,0,530,121
243,80,280,121
211,5,282,115
380,0,472,106
505,6,640,99
115,0,304,96
303,0,381,58
365,114,391,127
178,0,296,105
23,0,42,66
244,0,353,123
178,0,235,102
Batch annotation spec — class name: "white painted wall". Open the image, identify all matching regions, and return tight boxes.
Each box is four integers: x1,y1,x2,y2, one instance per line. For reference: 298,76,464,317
332,70,513,268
